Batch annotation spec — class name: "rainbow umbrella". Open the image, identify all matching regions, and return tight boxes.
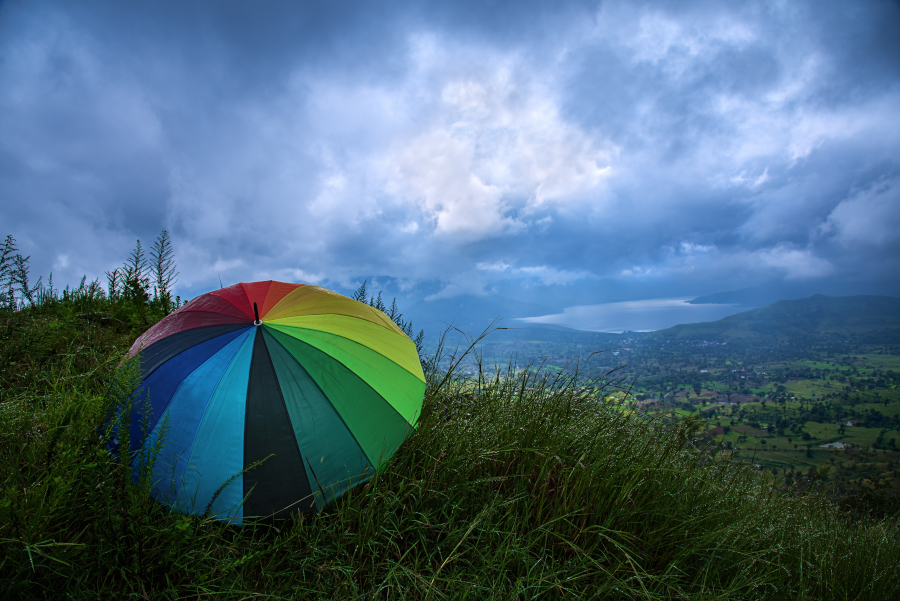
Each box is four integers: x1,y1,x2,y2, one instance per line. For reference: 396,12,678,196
119,281,425,523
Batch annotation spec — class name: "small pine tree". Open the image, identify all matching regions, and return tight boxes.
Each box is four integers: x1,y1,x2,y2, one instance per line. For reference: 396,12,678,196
150,230,178,314
387,298,400,322
414,329,424,356
13,252,39,306
351,280,425,358
0,236,41,309
351,280,368,303
0,235,17,310
106,268,122,300
370,291,386,312
122,240,150,307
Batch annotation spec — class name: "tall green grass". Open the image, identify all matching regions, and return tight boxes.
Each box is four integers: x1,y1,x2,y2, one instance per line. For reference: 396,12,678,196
1,305,898,599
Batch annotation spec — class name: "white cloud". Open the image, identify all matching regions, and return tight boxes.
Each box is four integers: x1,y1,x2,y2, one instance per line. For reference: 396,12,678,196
476,261,512,272
210,258,244,273
516,266,593,286
823,178,900,247
424,280,488,301
624,10,756,74
262,267,326,285
729,167,769,189
679,242,716,255
617,241,831,283
258,33,615,257
787,104,892,163
427,262,592,300
476,261,592,285
618,242,719,280
53,254,70,270
751,245,833,280
387,128,517,240
381,41,613,242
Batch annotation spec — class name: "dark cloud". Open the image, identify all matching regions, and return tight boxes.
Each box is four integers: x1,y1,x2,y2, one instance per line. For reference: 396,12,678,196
0,0,897,310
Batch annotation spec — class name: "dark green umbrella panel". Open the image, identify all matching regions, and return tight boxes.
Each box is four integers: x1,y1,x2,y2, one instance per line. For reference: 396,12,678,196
122,281,425,523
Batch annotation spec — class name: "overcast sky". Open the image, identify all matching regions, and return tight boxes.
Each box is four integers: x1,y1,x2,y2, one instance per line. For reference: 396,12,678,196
2,0,899,310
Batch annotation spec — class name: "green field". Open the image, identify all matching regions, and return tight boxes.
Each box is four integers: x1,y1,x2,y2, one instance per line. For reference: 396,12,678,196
860,400,900,417
784,380,833,396
855,354,900,370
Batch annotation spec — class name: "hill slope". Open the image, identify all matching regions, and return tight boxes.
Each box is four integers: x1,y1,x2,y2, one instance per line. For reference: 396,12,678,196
3,299,899,599
648,294,900,342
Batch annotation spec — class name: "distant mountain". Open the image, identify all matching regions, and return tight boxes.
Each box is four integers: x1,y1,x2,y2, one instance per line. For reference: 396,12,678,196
687,284,794,307
648,295,900,343
688,281,900,307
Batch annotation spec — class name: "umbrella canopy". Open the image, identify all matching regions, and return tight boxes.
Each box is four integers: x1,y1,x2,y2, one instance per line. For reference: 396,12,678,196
120,281,425,523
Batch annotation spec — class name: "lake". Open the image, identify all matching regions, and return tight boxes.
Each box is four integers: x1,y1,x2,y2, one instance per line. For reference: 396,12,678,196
518,298,750,333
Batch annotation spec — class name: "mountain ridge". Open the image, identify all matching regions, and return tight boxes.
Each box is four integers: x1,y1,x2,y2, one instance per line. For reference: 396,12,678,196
647,294,900,343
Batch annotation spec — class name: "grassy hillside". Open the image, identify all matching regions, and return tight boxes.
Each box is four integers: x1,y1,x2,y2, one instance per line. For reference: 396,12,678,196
2,295,900,598
650,294,900,343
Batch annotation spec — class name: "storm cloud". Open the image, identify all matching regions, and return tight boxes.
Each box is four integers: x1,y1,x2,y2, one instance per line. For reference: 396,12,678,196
1,0,898,308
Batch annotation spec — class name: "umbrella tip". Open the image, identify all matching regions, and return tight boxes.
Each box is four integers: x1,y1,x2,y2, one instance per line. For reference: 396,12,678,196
253,302,261,325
